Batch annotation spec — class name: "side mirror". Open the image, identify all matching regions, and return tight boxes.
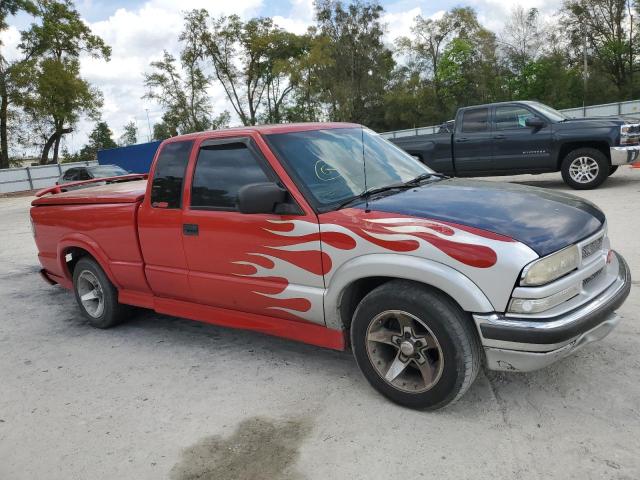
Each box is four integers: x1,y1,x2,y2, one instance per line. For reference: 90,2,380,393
525,116,545,128
238,182,287,214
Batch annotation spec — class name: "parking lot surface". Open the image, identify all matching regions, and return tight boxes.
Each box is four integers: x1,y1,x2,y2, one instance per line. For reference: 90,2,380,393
1,168,639,479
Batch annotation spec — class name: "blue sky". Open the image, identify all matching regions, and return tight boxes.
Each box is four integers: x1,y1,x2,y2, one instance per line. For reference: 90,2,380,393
3,0,553,153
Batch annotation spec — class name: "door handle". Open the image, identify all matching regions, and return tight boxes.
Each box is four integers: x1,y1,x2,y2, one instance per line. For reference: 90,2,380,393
183,223,199,236
493,135,506,140
456,137,468,143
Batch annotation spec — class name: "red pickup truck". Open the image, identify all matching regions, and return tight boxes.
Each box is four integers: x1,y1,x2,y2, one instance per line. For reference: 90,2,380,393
31,123,631,409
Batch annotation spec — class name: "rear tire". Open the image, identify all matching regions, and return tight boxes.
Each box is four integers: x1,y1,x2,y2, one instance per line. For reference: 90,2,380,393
561,148,609,189
350,280,481,410
72,257,130,328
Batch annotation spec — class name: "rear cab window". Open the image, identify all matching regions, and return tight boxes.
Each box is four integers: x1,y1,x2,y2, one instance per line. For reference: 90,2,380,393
150,140,194,208
461,108,489,133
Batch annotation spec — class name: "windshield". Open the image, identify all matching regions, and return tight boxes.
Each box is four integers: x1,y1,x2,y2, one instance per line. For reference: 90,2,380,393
265,127,433,210
528,102,567,122
88,165,129,178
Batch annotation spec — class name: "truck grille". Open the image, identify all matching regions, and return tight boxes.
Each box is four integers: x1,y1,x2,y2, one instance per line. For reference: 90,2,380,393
582,237,603,260
583,267,604,287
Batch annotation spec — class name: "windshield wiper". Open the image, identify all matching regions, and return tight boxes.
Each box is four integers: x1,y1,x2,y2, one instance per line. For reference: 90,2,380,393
336,183,407,210
335,174,446,210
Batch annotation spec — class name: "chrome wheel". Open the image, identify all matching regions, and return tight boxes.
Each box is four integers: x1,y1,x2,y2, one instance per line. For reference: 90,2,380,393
77,270,104,318
569,156,599,184
365,310,444,393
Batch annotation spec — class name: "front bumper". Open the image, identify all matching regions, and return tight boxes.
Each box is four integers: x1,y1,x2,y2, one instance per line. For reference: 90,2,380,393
610,145,640,165
474,251,631,372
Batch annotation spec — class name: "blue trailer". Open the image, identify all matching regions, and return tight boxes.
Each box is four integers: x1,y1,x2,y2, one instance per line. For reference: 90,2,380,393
97,141,161,173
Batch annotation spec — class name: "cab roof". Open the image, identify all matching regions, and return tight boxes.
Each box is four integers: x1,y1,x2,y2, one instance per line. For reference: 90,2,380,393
162,122,362,143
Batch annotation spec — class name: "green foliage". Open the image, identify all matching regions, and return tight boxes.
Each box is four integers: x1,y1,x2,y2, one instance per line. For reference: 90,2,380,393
119,121,138,146
312,0,394,129
67,120,116,162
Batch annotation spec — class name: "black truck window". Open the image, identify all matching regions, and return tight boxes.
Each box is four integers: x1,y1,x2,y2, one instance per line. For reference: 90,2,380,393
495,106,534,130
191,142,271,210
150,140,193,209
461,108,489,133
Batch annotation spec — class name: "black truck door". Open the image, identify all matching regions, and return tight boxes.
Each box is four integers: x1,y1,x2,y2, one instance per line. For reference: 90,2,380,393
492,104,553,172
453,107,494,174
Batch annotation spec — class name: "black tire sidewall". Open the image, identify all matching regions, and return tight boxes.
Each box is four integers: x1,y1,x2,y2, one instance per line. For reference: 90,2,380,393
72,257,121,328
350,281,477,410
561,148,609,190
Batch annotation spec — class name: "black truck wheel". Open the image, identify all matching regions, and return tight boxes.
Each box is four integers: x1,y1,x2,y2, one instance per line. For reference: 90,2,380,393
561,148,609,190
350,280,481,410
72,257,130,328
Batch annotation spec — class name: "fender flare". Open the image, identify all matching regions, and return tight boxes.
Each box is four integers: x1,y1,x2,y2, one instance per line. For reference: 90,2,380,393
323,253,494,330
57,233,119,288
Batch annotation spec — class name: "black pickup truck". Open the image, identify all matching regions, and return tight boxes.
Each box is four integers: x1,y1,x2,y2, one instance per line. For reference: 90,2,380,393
390,101,640,189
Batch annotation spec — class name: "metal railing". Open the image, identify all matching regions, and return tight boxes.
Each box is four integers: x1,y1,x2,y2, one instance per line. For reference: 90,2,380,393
0,161,97,194
380,99,640,139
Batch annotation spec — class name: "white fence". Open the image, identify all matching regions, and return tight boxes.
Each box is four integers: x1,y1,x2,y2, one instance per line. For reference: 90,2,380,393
0,161,97,194
380,99,640,139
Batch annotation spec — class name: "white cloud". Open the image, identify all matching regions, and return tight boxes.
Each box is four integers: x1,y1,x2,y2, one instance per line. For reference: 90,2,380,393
0,25,21,62
67,0,264,149
7,0,563,153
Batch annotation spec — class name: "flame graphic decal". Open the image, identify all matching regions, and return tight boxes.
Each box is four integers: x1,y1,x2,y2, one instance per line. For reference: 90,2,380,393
230,213,507,323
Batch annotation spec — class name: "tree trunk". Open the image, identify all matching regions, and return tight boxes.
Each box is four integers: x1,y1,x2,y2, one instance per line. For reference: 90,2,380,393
0,86,9,170
40,131,58,165
52,135,61,164
40,127,72,165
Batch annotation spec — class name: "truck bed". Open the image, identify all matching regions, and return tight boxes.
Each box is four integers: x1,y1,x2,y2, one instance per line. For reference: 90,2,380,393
32,179,147,206
31,179,151,298
390,133,454,174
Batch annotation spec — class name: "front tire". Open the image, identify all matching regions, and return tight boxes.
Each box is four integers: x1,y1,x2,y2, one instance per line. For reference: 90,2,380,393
561,148,609,189
73,257,130,328
350,280,481,410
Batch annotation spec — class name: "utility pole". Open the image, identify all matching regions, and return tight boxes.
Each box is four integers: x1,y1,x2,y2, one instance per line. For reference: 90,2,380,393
145,109,152,142
583,28,588,111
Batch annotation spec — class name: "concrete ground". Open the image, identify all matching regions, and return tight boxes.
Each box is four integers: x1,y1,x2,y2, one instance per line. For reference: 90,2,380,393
1,167,639,480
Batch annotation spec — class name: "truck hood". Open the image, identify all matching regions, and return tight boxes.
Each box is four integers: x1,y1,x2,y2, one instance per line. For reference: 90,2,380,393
363,179,605,257
555,116,629,129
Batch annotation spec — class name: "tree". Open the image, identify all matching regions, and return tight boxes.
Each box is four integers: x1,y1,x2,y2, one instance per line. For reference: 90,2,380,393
16,57,102,163
144,50,229,135
397,7,481,110
182,11,307,126
0,0,37,169
70,120,116,162
312,0,394,129
562,0,635,98
119,121,137,146
500,7,546,74
18,0,110,164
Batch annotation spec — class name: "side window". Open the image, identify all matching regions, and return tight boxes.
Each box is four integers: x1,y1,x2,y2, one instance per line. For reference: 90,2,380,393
191,142,271,210
495,106,534,130
63,168,77,181
461,108,489,133
150,140,193,209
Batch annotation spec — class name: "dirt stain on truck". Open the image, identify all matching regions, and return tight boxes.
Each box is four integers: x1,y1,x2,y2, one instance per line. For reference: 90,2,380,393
170,416,313,480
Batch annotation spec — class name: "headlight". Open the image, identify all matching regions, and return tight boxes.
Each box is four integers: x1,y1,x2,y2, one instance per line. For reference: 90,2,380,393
521,245,579,286
620,123,640,145
508,284,581,314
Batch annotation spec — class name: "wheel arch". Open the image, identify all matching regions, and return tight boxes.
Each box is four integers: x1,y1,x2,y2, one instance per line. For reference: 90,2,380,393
557,141,611,170
324,254,494,332
57,234,119,288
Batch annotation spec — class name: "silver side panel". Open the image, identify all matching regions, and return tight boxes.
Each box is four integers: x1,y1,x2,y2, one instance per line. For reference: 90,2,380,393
323,253,495,330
